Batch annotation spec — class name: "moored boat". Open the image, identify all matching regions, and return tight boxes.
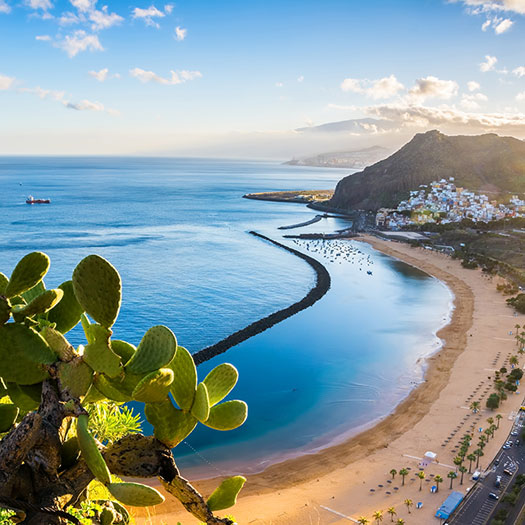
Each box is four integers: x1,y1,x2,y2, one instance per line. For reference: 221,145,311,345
26,195,51,204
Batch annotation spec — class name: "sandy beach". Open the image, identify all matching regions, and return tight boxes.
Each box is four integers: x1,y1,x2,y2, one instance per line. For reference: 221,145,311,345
135,235,525,525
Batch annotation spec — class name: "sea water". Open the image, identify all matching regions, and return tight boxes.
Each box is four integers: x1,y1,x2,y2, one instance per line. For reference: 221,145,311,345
0,156,451,477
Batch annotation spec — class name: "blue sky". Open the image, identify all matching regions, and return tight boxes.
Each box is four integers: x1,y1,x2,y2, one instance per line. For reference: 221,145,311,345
1,0,525,156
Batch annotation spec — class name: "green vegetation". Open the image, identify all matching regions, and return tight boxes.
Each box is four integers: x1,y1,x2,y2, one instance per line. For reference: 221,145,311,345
0,252,247,524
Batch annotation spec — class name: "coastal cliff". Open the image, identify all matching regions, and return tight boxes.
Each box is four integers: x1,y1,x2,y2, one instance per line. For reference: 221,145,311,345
329,130,525,211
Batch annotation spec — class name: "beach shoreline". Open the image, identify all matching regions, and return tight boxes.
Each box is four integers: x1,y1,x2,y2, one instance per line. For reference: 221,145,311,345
136,234,525,524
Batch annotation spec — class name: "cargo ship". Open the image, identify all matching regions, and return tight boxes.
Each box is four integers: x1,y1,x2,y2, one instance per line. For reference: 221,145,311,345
26,195,51,204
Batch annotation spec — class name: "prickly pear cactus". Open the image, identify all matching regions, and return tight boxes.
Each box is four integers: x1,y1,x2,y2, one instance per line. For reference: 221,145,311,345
0,253,247,524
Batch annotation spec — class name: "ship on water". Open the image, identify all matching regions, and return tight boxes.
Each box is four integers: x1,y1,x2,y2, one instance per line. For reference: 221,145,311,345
26,195,51,204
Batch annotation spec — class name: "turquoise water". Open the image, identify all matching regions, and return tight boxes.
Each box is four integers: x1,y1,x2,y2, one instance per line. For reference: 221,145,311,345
0,157,452,477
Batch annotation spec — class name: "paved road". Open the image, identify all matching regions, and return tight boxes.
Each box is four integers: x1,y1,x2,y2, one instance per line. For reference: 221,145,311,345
448,412,525,525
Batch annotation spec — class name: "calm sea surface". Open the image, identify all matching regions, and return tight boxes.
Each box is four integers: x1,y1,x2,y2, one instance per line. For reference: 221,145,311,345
0,157,451,477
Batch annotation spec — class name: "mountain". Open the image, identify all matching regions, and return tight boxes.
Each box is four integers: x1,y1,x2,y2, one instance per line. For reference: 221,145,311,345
296,118,397,134
284,146,389,169
328,130,525,212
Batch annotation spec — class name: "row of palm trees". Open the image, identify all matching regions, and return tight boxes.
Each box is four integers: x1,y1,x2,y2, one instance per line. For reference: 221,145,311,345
357,504,408,524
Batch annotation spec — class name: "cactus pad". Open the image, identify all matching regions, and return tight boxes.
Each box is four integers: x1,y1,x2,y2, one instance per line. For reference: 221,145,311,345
203,363,238,406
76,414,111,485
47,280,84,333
5,382,41,412
12,288,63,318
5,252,50,298
0,404,19,433
100,508,116,525
110,340,136,365
94,375,132,403
0,272,8,295
82,324,122,378
207,476,246,511
72,255,121,328
168,346,197,411
145,398,197,448
191,382,210,423
21,280,45,303
0,324,54,384
125,326,177,375
132,368,174,403
60,436,80,470
58,360,93,398
107,482,165,507
40,327,76,361
0,296,10,325
204,400,247,431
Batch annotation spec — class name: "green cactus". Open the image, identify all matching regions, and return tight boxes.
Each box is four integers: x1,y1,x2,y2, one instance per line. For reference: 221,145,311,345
0,296,10,325
100,507,116,525
93,375,132,403
168,345,197,411
204,400,248,431
191,382,210,423
40,326,76,361
0,324,54,384
203,363,239,406
207,476,246,511
0,404,19,433
5,382,41,412
11,288,64,318
0,272,8,295
72,255,121,328
82,324,122,378
5,252,50,299
76,414,111,485
132,368,174,403
20,280,46,303
125,325,177,375
58,360,93,398
47,280,84,333
145,398,197,448
110,340,136,365
107,482,165,507
60,436,80,470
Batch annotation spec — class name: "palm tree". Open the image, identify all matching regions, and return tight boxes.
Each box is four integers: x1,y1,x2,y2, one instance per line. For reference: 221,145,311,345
417,471,425,491
510,355,519,368
453,456,463,470
448,470,458,489
484,428,491,442
387,507,396,522
390,469,397,480
372,510,383,524
459,466,467,485
467,453,476,473
435,474,443,492
357,518,369,525
490,424,497,438
404,499,413,514
399,468,409,486
496,414,502,429
487,416,494,426
396,520,405,525
475,448,484,469
470,401,481,413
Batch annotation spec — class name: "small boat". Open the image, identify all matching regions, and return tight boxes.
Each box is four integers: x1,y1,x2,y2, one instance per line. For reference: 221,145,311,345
26,195,51,204
367,270,373,275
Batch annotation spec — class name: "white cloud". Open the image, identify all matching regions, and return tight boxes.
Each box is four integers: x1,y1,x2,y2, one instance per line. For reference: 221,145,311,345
70,0,96,12
461,92,489,109
19,86,65,101
297,75,304,83
35,34,51,41
517,91,525,101
26,0,52,10
408,76,458,102
480,54,498,72
482,18,492,29
64,99,104,111
467,80,481,91
494,17,514,32
59,11,80,24
0,74,14,90
89,6,123,30
451,0,525,15
89,68,108,81
129,67,202,85
58,30,103,57
164,3,173,13
0,0,10,13
513,66,525,77
132,5,165,27
174,25,186,41
341,74,404,100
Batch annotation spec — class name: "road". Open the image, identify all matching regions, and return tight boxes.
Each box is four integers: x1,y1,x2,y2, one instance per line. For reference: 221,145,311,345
448,411,525,525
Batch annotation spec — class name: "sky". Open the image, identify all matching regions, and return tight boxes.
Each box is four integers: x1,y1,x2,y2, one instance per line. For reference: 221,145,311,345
2,0,525,157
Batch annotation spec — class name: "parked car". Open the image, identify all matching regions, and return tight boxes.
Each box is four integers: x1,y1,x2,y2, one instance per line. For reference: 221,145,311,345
494,476,502,488
504,469,513,476
489,493,499,500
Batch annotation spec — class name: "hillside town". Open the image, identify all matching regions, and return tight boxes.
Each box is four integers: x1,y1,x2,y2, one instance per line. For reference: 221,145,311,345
376,177,525,229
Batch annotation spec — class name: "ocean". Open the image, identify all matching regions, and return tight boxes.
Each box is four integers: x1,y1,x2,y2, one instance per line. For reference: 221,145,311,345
0,156,452,477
